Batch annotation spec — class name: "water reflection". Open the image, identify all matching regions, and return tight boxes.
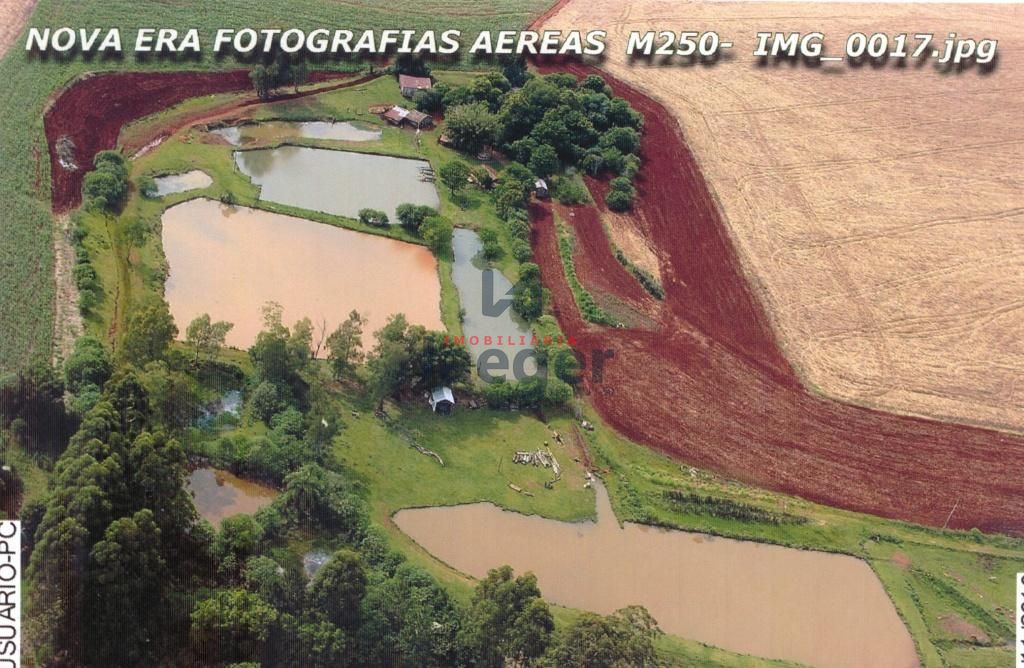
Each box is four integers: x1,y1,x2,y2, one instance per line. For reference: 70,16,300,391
211,120,381,146
162,199,443,351
235,146,439,222
153,170,212,196
451,229,536,379
187,468,277,527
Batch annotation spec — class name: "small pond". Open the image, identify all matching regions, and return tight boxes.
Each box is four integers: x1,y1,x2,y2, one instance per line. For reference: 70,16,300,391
162,199,443,350
235,146,439,222
451,229,536,379
187,468,278,527
394,481,918,668
211,120,381,146
303,551,331,579
152,169,212,196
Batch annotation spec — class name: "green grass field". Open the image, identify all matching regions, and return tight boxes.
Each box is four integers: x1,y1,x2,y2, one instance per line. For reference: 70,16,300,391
0,0,552,373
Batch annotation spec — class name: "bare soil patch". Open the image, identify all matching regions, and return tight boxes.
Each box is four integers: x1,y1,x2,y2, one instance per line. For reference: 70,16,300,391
0,0,36,59
51,213,82,365
938,614,990,644
541,1,1024,432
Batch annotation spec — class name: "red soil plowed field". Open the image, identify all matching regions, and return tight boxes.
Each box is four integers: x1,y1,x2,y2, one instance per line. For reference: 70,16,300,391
44,69,358,212
533,61,1024,534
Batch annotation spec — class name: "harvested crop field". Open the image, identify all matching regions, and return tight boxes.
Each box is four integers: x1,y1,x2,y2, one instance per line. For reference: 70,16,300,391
540,1,1024,432
530,58,1024,534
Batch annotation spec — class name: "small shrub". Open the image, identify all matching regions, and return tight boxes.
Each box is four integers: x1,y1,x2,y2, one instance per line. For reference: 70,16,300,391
138,175,158,198
554,178,590,205
606,189,634,212
510,238,533,263
478,228,502,260
358,208,389,226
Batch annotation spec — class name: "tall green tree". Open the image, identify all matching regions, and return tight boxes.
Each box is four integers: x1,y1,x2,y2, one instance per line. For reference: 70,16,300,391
326,310,367,380
541,606,661,668
439,160,470,197
420,215,454,254
461,566,553,667
120,297,178,365
85,509,169,666
63,336,111,393
185,314,234,365
444,103,498,154
250,65,273,100
191,589,279,664
358,563,464,667
308,549,367,630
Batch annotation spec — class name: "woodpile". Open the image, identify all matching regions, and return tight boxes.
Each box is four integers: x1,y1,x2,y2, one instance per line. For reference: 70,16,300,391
513,449,561,477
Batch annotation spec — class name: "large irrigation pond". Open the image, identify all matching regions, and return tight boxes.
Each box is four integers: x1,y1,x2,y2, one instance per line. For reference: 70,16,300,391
211,120,382,146
161,199,442,350
451,229,535,378
235,146,439,222
394,482,918,668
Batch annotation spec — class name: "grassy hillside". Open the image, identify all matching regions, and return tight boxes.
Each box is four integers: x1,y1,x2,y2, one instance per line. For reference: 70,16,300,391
0,0,552,372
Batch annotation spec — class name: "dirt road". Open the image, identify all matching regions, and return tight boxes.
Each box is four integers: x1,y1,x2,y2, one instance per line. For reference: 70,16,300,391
0,0,36,59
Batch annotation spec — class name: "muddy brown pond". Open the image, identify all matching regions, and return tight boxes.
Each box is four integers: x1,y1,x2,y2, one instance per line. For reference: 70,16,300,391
394,482,918,668
162,199,443,350
187,468,277,527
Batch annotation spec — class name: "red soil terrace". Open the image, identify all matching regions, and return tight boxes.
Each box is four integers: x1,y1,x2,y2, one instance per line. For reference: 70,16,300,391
533,60,1024,535
42,64,1024,533
44,69,364,212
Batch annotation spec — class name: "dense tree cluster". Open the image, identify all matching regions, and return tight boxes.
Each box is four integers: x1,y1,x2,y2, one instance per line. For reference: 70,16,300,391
81,150,129,213
0,361,76,458
433,71,643,212
366,313,471,410
25,371,201,665
68,213,103,313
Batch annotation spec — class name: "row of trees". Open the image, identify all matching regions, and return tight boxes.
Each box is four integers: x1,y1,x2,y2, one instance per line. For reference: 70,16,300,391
396,202,454,254
250,53,310,100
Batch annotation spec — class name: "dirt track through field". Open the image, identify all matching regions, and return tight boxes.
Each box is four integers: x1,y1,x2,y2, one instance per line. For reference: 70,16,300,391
0,0,36,59
531,59,1024,534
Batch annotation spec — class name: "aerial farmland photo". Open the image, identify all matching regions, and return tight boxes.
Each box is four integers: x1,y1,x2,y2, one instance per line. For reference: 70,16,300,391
0,0,1021,666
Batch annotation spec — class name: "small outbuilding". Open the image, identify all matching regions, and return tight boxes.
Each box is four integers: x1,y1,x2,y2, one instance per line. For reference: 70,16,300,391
534,178,549,199
382,106,409,126
399,74,433,98
428,386,455,415
405,109,434,129
382,105,434,129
